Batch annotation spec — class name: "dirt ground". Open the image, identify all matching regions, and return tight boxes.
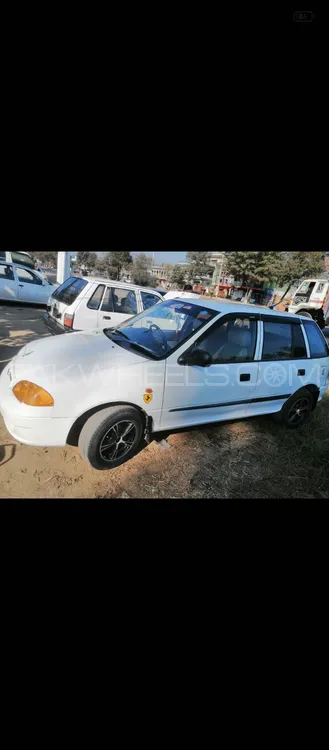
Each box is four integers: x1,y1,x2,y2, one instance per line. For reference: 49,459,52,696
1,302,329,500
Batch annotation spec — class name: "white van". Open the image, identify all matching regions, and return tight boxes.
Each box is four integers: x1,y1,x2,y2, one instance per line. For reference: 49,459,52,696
288,279,329,327
44,277,164,333
1,299,328,471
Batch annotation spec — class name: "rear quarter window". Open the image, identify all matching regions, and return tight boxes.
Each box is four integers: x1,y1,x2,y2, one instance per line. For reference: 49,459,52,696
303,320,329,358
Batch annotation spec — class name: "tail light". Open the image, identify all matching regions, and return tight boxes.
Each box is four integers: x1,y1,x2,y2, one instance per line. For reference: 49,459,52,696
64,313,74,329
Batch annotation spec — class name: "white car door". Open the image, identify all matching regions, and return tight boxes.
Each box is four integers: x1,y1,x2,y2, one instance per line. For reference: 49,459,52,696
15,266,49,304
97,285,139,328
161,312,260,431
251,315,321,416
0,263,19,301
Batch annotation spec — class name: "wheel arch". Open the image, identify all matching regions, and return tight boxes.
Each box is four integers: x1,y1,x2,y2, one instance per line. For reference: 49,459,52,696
66,402,152,447
303,384,320,411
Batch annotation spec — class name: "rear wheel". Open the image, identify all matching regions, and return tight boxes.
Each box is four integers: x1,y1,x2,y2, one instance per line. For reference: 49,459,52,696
275,388,313,429
298,310,313,319
78,406,144,470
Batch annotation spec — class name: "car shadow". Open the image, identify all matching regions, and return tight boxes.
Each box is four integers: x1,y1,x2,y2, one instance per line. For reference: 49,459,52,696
0,444,16,467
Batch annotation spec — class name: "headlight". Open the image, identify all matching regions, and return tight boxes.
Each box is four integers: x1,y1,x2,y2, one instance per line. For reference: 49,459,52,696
13,381,54,406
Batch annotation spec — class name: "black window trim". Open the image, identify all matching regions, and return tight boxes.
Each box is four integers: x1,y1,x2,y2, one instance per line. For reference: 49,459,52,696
101,285,114,314
182,311,260,366
87,283,106,311
260,318,308,363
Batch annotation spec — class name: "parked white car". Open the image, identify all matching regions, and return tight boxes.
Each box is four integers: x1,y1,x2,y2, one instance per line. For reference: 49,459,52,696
0,260,57,305
1,299,329,471
44,277,164,333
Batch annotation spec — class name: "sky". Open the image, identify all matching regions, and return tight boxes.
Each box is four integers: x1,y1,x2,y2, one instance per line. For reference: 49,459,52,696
97,250,187,264
131,250,187,265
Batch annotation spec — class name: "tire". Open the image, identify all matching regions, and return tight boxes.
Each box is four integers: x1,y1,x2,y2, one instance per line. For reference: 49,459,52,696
78,406,144,470
275,388,313,430
298,310,313,319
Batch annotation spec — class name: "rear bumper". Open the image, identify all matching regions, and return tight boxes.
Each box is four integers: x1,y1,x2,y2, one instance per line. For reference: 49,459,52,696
44,312,70,336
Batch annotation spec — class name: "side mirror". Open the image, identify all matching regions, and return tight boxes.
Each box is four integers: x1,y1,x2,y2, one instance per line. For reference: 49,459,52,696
178,347,212,367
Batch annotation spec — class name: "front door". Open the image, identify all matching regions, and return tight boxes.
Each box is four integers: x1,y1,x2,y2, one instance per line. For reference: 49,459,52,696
0,263,18,301
161,312,260,431
15,266,45,303
97,285,139,328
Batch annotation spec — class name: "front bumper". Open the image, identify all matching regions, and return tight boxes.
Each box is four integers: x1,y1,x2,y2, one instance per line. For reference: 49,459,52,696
0,365,74,446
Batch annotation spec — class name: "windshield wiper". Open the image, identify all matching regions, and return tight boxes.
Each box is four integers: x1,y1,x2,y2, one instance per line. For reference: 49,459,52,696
106,328,130,340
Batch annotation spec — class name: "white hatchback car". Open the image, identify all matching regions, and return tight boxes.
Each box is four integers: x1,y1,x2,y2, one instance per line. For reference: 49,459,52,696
0,259,56,305
44,276,164,334
1,299,329,471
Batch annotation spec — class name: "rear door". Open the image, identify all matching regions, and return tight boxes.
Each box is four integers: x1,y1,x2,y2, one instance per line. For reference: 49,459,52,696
251,315,313,417
0,262,18,301
97,285,139,328
72,282,105,330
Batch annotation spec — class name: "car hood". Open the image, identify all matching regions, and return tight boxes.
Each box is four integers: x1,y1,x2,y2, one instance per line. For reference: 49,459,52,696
12,329,147,384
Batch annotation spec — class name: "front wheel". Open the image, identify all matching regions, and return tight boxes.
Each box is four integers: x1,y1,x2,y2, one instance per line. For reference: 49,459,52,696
78,406,144,470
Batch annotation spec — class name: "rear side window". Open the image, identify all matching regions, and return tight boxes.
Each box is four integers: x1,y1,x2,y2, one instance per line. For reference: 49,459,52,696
87,284,105,310
0,264,15,280
112,288,137,315
53,277,88,305
263,322,293,360
101,287,114,313
303,320,328,358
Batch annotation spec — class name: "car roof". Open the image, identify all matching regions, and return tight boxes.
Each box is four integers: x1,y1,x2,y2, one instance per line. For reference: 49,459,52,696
81,276,161,294
169,297,306,321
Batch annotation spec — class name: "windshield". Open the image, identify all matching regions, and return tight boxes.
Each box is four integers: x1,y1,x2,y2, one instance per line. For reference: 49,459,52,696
104,301,217,359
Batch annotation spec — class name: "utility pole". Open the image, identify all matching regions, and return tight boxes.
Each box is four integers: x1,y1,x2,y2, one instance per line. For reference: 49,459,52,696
216,253,225,297
57,250,71,285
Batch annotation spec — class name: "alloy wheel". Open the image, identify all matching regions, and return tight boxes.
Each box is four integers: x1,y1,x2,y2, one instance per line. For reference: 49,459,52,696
99,420,137,463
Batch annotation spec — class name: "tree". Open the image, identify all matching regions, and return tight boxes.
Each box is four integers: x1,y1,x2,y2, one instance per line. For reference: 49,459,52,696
94,256,118,279
108,250,133,280
131,253,153,286
33,250,58,267
186,251,213,283
77,251,97,274
225,250,326,304
170,265,186,288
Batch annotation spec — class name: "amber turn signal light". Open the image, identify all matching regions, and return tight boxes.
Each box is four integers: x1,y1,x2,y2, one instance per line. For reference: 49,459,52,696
13,381,54,407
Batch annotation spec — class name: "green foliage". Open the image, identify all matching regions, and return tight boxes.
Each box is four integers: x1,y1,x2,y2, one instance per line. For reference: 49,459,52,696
33,250,58,266
108,251,133,279
131,253,153,286
94,256,117,278
186,251,213,282
77,251,97,273
225,250,326,287
170,265,186,287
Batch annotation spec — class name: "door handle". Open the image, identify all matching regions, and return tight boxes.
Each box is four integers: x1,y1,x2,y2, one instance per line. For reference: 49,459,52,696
103,316,111,320
19,284,24,288
240,374,251,382
298,369,306,376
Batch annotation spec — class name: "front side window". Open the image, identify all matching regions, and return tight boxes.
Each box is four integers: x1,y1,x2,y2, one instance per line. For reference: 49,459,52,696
197,316,257,363
16,267,42,285
104,301,217,359
0,264,15,280
303,320,328,358
316,282,326,294
141,291,161,310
